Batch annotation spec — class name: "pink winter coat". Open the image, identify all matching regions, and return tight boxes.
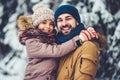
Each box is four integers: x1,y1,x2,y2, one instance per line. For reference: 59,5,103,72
24,36,80,80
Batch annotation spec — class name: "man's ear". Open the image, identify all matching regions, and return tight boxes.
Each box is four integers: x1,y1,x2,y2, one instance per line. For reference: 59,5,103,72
77,22,79,26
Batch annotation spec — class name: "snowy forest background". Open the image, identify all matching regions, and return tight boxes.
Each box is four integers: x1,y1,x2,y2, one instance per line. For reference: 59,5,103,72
0,0,120,80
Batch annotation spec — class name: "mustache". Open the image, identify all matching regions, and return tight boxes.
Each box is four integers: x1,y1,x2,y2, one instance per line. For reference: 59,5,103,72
60,24,72,30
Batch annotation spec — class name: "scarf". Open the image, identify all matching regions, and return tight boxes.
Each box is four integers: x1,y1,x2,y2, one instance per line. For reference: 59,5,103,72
19,28,56,45
56,23,85,44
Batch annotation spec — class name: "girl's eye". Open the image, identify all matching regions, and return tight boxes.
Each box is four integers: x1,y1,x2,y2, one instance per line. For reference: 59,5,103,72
41,21,46,24
50,23,54,26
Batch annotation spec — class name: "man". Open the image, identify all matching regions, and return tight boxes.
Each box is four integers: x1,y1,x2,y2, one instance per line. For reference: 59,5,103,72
54,4,107,80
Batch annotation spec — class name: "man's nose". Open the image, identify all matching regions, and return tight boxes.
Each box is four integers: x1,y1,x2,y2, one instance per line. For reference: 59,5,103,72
62,20,67,26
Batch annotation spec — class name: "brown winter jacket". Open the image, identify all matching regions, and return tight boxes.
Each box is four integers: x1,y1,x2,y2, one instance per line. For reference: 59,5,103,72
57,33,107,80
24,35,80,80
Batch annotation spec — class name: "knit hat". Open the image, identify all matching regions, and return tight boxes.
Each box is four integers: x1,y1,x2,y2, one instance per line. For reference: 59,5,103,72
32,4,54,27
54,4,81,26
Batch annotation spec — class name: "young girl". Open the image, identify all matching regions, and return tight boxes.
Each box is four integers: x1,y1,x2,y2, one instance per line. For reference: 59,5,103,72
17,4,97,80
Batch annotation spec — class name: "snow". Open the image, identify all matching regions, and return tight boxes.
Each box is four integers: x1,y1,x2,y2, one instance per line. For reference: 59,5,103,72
0,0,120,80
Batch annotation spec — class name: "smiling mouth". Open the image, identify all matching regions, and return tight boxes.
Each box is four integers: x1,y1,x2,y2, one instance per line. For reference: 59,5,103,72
60,26,72,35
43,29,51,33
62,27,70,31
61,25,71,31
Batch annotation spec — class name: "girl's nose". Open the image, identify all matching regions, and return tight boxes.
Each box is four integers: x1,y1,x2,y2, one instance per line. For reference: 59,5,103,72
45,24,50,28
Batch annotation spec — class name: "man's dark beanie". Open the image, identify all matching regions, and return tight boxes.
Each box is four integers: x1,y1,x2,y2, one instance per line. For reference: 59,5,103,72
54,4,81,26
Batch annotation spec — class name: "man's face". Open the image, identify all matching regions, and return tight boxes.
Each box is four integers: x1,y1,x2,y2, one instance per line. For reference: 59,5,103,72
56,13,79,35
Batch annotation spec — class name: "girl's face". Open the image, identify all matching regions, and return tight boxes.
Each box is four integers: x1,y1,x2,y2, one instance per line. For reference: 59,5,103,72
38,19,54,34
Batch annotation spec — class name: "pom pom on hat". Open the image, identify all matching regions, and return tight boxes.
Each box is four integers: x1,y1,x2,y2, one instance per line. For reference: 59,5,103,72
32,4,44,12
32,4,54,27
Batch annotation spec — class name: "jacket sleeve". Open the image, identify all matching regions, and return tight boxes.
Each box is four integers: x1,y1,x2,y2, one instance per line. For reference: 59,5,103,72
25,36,80,58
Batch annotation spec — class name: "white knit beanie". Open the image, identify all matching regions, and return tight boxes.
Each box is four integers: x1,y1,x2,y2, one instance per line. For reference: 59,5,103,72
32,4,54,27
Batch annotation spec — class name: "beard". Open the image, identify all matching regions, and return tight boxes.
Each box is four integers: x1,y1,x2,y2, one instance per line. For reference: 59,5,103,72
59,24,74,35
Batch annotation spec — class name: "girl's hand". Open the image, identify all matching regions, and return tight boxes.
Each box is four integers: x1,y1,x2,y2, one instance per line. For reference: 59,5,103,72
87,27,98,39
79,27,98,43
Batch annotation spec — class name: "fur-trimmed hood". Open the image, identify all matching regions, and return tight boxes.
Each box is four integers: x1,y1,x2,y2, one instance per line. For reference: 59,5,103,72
17,16,34,30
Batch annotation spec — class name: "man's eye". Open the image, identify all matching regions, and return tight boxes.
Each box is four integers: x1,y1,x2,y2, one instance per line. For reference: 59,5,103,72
66,17,72,20
57,19,62,22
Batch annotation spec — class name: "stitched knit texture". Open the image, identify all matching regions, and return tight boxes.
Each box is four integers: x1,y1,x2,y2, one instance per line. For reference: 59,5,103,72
54,4,81,26
32,4,54,27
56,23,85,44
